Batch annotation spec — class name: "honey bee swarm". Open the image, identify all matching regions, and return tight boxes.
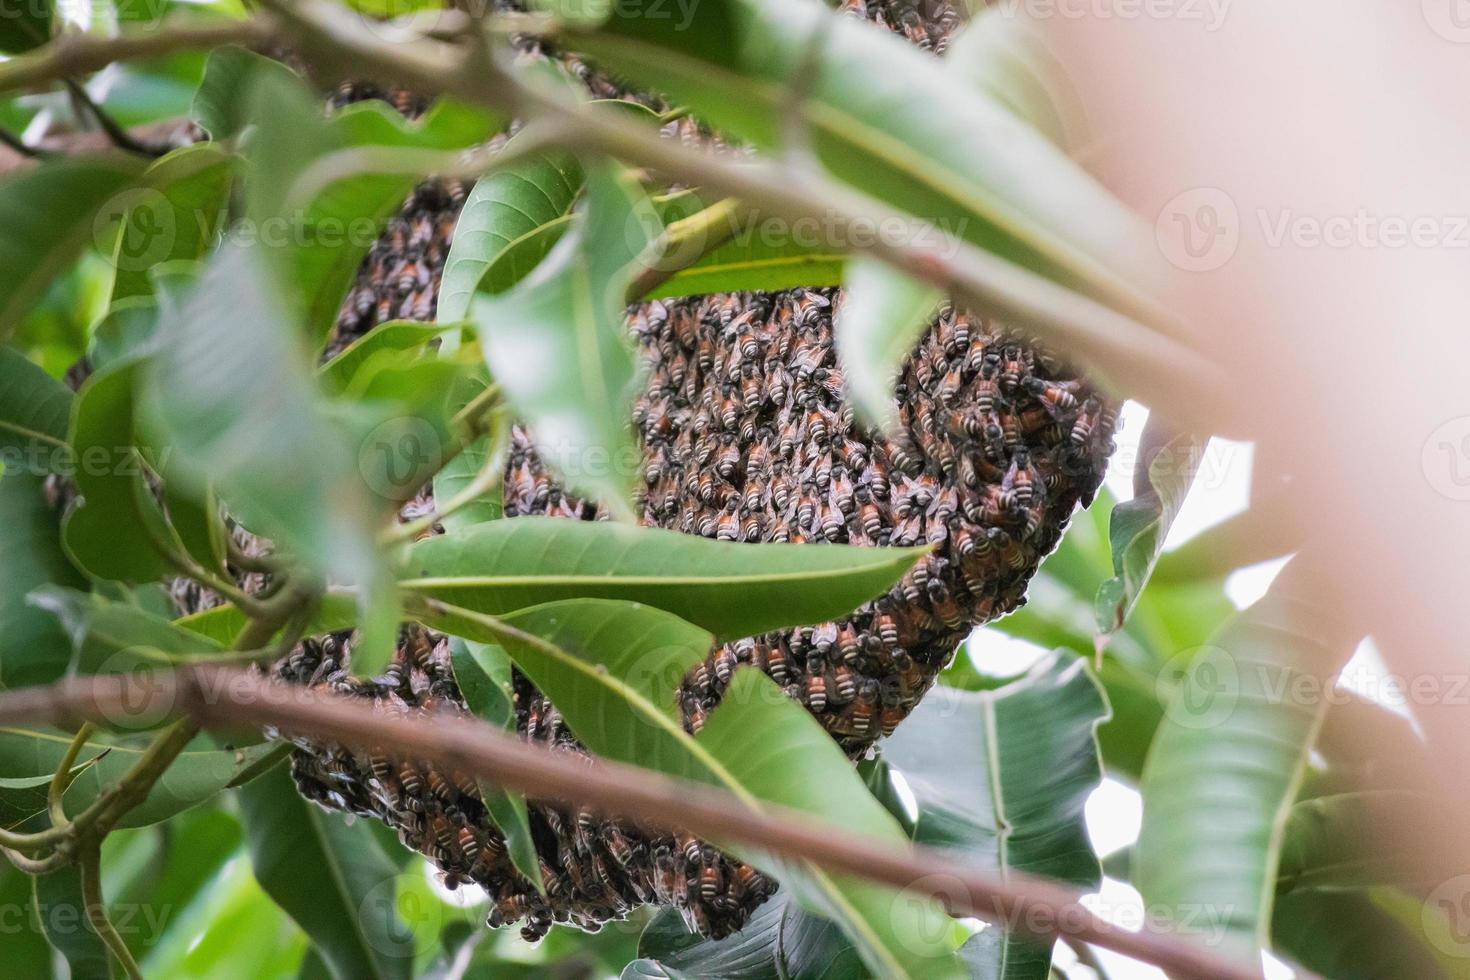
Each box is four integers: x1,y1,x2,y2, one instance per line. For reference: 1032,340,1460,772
268,0,1117,947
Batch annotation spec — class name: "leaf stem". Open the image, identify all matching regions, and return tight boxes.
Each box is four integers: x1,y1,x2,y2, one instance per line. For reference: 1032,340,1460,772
79,843,144,980
47,722,94,828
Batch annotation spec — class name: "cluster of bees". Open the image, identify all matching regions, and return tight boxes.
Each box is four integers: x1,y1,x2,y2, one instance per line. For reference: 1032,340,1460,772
262,0,1116,948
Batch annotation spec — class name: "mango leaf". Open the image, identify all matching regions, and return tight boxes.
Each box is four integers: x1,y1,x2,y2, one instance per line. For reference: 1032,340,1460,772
1135,560,1358,964
1276,791,1438,895
0,862,53,977
0,0,52,53
468,162,655,518
0,344,72,474
1273,889,1457,980
172,590,359,648
109,143,233,303
318,319,454,393
437,145,584,322
403,517,926,641
880,651,1108,979
33,864,112,980
1094,424,1204,638
447,638,542,890
833,256,942,432
191,46,299,140
0,470,85,691
944,7,1088,155
140,244,387,619
427,599,965,978
0,155,146,336
238,764,413,980
239,68,501,344
0,729,280,830
431,431,504,531
27,585,224,676
566,0,1169,325
61,360,177,583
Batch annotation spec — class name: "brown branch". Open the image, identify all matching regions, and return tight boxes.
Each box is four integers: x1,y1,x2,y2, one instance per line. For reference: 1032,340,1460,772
0,19,278,95
0,668,1275,980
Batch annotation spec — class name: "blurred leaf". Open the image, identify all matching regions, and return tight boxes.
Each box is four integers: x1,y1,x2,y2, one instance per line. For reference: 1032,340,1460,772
0,470,85,690
61,360,176,582
833,256,941,431
404,517,926,641
568,0,1169,325
0,0,51,52
33,864,111,980
141,244,389,634
0,861,53,977
1277,791,1438,895
945,8,1088,155
447,637,542,890
173,590,358,648
1135,560,1358,963
431,430,503,531
0,344,73,474
437,143,583,322
0,729,278,830
621,961,693,980
110,143,233,303
238,765,413,980
1273,889,1456,980
1094,426,1203,638
469,163,655,518
191,46,299,140
0,155,145,337
88,296,162,372
27,584,224,675
881,651,1107,979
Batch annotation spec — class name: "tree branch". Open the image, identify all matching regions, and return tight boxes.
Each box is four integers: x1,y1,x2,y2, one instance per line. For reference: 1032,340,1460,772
0,19,278,94
0,668,1277,980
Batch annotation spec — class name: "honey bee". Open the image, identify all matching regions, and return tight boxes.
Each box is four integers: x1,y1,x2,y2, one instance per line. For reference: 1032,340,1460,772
699,864,723,903
837,625,862,664
831,664,857,704
1003,448,1037,509
804,672,829,712
712,647,738,684
488,894,531,929
1070,397,1100,448
849,680,878,738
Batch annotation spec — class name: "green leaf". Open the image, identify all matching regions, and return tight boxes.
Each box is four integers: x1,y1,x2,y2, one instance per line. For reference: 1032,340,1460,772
88,295,162,372
0,344,73,474
140,243,385,600
0,0,52,52
1276,791,1437,895
469,162,657,518
1135,560,1358,964
32,864,112,980
944,8,1088,155
109,143,233,303
318,319,453,393
1094,425,1204,637
1272,889,1456,980
61,359,176,582
238,765,414,980
0,861,54,977
637,901,784,979
27,585,224,675
403,517,926,641
437,143,584,322
0,729,280,829
881,651,1108,979
833,256,941,432
172,590,359,648
428,599,965,978
431,431,504,531
568,0,1168,324
191,47,300,141
0,156,146,337
0,469,85,690
447,638,542,890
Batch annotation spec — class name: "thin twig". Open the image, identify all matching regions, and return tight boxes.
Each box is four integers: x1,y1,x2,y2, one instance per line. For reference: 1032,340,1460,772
63,79,166,157
384,408,511,544
47,722,94,828
0,19,278,94
0,125,51,159
628,197,751,300
0,668,1279,980
79,844,144,980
